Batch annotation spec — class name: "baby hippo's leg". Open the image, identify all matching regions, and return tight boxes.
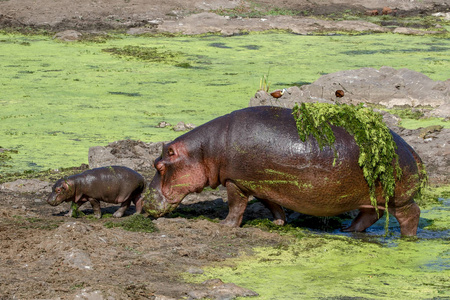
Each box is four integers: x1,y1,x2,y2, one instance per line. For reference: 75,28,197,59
113,199,132,218
133,195,144,215
65,201,80,217
88,198,102,218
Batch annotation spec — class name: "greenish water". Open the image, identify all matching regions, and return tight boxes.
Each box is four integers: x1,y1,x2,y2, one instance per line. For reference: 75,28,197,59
186,194,450,299
0,33,449,172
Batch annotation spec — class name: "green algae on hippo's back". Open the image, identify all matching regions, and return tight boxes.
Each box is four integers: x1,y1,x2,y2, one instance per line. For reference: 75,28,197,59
292,102,428,232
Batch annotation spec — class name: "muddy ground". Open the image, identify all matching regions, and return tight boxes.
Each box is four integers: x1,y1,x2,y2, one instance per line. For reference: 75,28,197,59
0,184,289,299
1,0,449,34
1,0,449,299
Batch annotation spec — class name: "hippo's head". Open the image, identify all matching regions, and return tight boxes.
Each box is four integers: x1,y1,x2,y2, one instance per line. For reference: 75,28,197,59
47,178,75,206
144,141,209,218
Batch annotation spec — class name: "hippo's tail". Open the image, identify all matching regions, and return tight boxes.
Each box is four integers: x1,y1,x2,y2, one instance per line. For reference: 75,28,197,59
410,146,428,198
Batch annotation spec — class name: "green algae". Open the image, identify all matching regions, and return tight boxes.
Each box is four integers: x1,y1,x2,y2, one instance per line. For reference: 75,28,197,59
292,103,405,231
187,236,449,299
400,118,450,130
185,185,450,299
1,32,449,173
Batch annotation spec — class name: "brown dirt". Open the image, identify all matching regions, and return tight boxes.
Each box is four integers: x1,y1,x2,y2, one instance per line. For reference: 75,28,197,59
0,0,448,299
0,185,288,299
0,0,448,33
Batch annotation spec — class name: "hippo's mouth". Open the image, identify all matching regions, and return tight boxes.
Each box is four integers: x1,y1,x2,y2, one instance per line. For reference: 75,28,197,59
145,202,178,218
143,188,179,218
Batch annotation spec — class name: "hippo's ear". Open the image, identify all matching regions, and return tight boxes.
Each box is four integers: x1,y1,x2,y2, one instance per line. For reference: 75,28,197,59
167,147,176,157
62,180,70,191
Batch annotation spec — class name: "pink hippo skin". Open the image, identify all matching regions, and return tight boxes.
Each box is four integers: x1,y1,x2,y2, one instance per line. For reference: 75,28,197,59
144,106,424,236
47,166,145,218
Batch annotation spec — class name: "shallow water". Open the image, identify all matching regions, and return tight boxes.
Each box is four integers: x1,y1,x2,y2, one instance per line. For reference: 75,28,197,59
1,33,449,173
187,196,449,299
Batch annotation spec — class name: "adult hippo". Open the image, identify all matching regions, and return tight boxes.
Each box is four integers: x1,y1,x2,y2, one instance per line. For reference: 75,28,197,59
144,106,423,236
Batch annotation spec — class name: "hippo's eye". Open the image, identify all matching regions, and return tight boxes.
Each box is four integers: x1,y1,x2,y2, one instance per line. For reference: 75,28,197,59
168,148,175,156
56,188,61,193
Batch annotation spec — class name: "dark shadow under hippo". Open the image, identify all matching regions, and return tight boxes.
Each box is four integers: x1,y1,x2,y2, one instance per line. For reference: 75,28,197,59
144,106,424,236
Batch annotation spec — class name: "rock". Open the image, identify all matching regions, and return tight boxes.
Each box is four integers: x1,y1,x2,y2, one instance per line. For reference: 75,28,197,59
249,86,334,108
173,121,196,132
157,121,171,128
53,30,82,41
64,249,93,270
424,102,450,119
186,266,204,274
432,12,450,20
391,127,450,184
157,13,388,36
0,179,52,193
56,222,94,235
251,67,449,109
188,278,258,300
74,289,104,300
88,139,168,172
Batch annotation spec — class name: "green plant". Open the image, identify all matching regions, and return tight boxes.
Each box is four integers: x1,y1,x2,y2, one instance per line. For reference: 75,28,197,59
259,71,271,92
292,103,412,233
104,214,158,233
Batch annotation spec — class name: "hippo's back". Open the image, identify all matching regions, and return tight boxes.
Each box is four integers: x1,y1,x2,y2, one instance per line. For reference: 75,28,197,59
219,106,420,215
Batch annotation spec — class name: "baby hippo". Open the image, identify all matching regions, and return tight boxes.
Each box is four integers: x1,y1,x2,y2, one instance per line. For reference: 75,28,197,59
47,166,145,218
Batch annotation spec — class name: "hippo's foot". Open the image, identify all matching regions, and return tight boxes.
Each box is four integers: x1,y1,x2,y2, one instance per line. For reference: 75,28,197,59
272,219,286,226
342,208,384,232
113,204,130,218
257,198,286,226
389,202,420,236
220,219,240,227
222,181,249,227
113,210,124,218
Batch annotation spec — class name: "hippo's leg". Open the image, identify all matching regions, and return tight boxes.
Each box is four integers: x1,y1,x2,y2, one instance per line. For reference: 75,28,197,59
221,181,249,227
389,202,420,236
113,199,132,218
257,198,286,226
88,198,102,219
65,201,80,217
133,195,144,215
343,208,384,232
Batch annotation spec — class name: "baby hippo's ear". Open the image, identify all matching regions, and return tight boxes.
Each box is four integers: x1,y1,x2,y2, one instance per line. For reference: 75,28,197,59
62,180,70,191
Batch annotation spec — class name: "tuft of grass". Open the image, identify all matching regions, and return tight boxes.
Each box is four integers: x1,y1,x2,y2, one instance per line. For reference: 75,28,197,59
104,214,158,233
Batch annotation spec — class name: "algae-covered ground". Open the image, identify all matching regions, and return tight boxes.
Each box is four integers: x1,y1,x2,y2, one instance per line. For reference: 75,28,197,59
188,234,449,299
186,186,450,299
1,32,449,173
